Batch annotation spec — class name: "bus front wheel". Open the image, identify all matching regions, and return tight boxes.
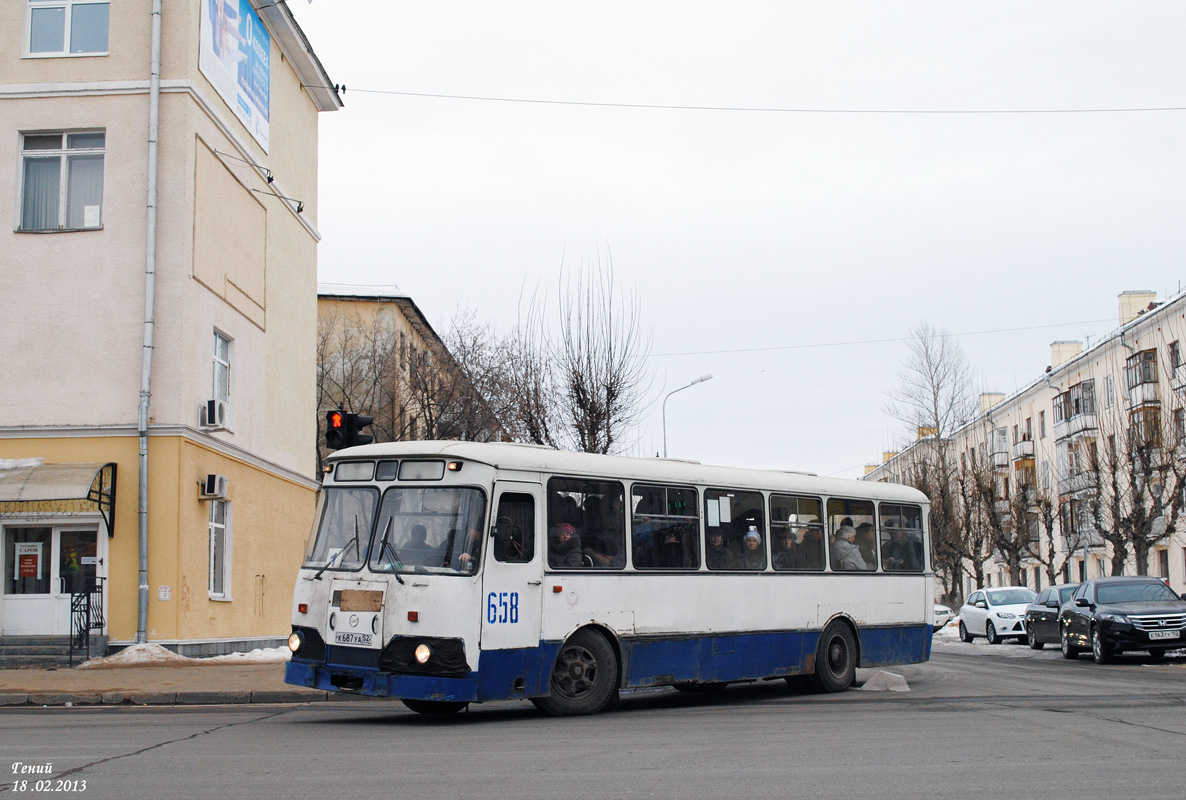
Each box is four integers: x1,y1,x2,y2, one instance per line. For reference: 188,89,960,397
532,629,620,716
810,622,857,694
400,698,468,715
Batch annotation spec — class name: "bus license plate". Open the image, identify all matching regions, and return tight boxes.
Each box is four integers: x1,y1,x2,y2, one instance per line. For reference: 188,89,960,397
334,632,373,646
1148,630,1179,640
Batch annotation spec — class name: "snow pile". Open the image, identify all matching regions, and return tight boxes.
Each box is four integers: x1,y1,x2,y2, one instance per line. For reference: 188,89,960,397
79,643,290,669
78,643,190,669
0,458,44,470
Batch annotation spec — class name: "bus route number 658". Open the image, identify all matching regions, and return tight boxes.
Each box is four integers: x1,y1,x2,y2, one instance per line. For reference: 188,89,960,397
487,592,519,624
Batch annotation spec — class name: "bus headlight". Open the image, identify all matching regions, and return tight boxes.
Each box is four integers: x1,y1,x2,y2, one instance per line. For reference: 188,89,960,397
288,631,304,654
414,644,432,664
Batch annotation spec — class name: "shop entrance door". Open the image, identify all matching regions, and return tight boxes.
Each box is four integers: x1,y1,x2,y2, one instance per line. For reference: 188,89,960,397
2,526,104,636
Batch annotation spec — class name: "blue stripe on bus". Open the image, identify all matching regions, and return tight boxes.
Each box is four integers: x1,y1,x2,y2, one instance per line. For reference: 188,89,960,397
286,623,930,703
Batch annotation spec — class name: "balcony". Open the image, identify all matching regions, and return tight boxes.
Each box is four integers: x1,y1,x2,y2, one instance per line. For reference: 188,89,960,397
991,450,1009,470
1012,439,1034,462
1054,412,1097,441
1058,471,1097,497
1128,381,1161,409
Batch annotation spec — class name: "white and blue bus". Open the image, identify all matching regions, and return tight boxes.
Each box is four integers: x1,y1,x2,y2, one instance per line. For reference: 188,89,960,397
285,441,933,716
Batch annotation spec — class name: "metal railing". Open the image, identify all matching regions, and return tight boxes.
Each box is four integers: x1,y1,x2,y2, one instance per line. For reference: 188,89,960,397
64,576,105,667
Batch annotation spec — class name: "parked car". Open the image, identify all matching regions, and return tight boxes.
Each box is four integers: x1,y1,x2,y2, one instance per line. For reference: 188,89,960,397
934,604,955,632
1059,576,1186,664
1024,583,1080,649
959,586,1037,644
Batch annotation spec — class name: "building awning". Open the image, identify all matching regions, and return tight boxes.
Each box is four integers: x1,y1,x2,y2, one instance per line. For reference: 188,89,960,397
0,462,117,537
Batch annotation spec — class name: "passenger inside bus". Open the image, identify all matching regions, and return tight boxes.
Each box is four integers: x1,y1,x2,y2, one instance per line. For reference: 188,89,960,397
400,525,437,566
706,529,737,569
855,522,877,567
831,525,867,570
548,523,585,568
795,525,826,570
772,527,798,570
454,527,483,572
740,527,766,570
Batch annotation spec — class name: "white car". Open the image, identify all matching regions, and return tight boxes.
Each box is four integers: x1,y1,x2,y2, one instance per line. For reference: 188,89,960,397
933,604,955,632
959,586,1037,644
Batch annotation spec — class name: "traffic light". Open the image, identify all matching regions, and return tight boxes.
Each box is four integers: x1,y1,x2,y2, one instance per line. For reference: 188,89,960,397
346,413,374,447
325,410,345,450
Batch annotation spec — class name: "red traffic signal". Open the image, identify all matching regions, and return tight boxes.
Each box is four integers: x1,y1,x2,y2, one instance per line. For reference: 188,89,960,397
325,410,345,450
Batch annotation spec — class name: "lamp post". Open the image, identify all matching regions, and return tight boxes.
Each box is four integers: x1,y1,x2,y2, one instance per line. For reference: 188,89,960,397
662,373,713,458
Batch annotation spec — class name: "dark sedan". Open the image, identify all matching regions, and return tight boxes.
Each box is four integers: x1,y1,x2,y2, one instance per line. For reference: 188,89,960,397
1059,576,1186,664
1024,583,1079,649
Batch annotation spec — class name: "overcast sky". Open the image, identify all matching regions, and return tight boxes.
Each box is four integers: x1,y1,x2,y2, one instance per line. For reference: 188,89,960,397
289,2,1186,478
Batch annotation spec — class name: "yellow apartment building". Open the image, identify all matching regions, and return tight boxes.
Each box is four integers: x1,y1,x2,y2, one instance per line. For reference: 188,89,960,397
867,290,1186,601
0,0,341,656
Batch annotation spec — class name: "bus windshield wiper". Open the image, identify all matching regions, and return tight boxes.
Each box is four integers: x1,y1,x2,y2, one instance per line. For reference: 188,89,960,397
377,518,405,585
310,518,362,580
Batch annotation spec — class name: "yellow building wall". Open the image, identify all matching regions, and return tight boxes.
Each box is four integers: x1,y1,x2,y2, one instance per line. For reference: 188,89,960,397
0,435,314,644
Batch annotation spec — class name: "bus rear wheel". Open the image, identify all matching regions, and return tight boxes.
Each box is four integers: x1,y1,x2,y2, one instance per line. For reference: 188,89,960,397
400,698,468,715
532,629,619,717
810,621,857,694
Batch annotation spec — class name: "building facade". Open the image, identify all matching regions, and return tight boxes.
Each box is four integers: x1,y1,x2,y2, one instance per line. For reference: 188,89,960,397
0,0,340,654
317,284,502,471
866,291,1186,602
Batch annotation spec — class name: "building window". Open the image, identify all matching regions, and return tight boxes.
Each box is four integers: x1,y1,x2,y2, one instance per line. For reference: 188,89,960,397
208,499,231,599
19,131,105,231
1171,341,1181,370
1131,406,1161,447
26,0,109,56
213,331,231,404
1175,408,1185,440
1156,549,1169,579
1126,349,1158,389
1039,410,1046,439
1104,375,1114,408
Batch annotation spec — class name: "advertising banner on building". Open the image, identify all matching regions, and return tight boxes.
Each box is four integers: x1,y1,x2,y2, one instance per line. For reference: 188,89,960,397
15,543,41,580
199,0,271,151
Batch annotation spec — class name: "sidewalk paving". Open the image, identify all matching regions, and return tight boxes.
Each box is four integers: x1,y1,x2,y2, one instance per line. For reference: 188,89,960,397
0,662,365,707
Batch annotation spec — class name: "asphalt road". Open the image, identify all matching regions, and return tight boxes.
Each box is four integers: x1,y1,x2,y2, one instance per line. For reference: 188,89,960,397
2,640,1184,800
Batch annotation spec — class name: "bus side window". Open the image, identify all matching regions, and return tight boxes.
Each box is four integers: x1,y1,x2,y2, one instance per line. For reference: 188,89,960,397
493,493,535,564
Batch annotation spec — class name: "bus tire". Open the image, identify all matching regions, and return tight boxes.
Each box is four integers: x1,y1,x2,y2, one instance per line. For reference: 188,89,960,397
532,629,619,717
810,621,857,694
400,698,468,715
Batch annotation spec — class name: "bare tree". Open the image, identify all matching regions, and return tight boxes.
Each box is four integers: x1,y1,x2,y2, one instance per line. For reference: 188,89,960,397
504,258,654,454
553,263,652,454
1087,410,1186,576
315,309,400,472
884,321,978,602
1025,486,1079,586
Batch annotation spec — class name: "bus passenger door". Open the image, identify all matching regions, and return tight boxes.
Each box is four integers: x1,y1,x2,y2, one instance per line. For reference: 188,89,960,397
480,483,544,668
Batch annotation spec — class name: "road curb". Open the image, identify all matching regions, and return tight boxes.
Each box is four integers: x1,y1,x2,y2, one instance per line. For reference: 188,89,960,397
0,689,336,706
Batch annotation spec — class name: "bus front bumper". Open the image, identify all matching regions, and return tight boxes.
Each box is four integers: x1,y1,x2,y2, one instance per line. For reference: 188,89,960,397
285,660,479,703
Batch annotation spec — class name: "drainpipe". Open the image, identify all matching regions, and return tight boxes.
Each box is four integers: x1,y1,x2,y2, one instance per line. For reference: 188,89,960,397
137,0,162,644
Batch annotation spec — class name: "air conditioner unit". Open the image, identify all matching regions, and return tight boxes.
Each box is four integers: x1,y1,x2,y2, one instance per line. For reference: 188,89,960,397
199,474,229,500
200,399,228,430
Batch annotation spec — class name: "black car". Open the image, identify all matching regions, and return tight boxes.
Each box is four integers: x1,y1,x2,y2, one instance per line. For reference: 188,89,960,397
1059,576,1186,663
1024,583,1079,649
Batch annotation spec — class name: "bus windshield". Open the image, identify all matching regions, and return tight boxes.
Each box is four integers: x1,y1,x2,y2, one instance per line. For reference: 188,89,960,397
368,487,487,576
303,486,378,571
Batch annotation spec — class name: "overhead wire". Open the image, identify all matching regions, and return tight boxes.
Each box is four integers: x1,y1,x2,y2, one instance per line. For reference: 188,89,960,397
347,88,1186,115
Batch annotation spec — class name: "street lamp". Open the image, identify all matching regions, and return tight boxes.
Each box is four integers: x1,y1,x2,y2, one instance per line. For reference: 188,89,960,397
662,373,713,458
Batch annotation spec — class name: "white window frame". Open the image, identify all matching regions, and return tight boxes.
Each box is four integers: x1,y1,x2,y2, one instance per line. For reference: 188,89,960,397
208,499,232,600
25,0,110,57
212,330,232,405
18,130,105,232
